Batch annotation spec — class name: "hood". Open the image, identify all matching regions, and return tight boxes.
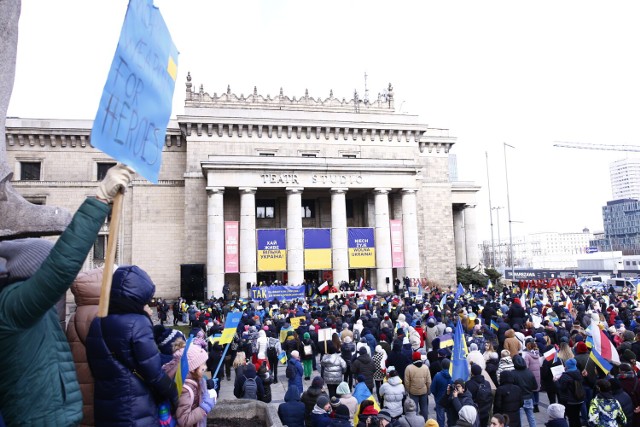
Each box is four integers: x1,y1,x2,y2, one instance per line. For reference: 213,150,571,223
284,385,301,402
258,329,266,338
357,353,373,363
312,404,328,415
513,355,527,370
109,265,155,314
387,376,402,386
70,267,103,306
505,329,515,338
243,364,258,379
527,350,540,359
458,405,478,424
500,370,515,385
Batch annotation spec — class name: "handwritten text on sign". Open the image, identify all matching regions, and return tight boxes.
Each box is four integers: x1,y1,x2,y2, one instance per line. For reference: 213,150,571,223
91,0,178,183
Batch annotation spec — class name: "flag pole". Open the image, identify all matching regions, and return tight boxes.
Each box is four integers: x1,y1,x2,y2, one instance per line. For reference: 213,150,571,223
97,191,124,317
212,342,232,381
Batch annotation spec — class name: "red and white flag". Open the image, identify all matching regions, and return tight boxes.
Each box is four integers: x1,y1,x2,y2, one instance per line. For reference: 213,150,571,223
543,347,557,362
318,281,329,294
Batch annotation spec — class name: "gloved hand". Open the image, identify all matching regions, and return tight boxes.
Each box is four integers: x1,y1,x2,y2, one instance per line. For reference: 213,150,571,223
96,163,135,202
200,392,215,414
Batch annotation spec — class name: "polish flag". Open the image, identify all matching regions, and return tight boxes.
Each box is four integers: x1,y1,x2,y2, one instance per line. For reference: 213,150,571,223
318,281,329,294
589,321,620,363
543,347,557,362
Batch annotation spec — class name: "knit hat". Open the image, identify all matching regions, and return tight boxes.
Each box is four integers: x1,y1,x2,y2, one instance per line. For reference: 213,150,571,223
377,410,392,422
441,358,451,370
154,326,186,355
425,419,439,427
304,332,310,339
336,382,350,395
548,403,565,420
624,330,635,342
359,347,368,355
565,358,578,371
186,345,209,371
471,364,482,376
316,394,330,408
312,376,325,388
575,341,588,354
356,374,366,383
413,351,422,361
334,404,350,420
623,349,636,362
0,238,54,280
330,396,341,408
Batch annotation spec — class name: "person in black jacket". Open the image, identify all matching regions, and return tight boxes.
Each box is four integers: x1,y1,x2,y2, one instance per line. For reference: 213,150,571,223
301,376,328,427
233,362,264,400
554,358,583,427
466,364,493,427
511,355,538,427
351,347,376,392
493,371,523,427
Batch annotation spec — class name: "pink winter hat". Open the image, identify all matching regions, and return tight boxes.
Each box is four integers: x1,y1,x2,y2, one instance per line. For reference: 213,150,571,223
186,345,209,371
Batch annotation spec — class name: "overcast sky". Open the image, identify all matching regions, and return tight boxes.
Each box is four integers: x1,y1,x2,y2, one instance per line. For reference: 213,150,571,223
8,1,640,242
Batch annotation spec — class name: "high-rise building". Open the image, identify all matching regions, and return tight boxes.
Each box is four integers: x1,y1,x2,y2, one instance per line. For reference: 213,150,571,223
610,157,640,200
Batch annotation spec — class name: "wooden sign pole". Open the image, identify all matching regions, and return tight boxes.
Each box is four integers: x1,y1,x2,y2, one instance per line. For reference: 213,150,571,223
97,191,124,317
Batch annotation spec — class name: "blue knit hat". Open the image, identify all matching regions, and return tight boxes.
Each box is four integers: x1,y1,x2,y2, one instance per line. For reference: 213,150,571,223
565,358,578,371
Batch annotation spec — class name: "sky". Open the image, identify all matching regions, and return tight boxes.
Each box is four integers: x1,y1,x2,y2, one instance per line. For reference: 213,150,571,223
8,0,640,242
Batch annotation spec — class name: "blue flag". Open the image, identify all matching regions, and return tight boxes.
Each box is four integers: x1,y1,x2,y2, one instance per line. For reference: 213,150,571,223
451,319,469,381
455,283,465,301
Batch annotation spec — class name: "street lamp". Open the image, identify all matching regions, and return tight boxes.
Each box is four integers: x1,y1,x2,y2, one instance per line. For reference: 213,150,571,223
504,142,515,280
492,206,504,267
485,152,495,267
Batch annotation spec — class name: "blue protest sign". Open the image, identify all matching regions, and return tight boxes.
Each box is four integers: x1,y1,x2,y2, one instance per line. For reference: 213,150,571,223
91,0,178,183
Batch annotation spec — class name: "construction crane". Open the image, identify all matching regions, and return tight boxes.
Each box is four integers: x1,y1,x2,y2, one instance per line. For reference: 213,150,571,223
553,141,640,152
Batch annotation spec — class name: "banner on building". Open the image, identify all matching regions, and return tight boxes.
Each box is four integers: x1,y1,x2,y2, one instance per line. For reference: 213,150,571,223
348,227,376,268
304,228,332,270
390,219,405,268
250,285,305,301
91,0,178,183
257,229,287,271
224,221,239,273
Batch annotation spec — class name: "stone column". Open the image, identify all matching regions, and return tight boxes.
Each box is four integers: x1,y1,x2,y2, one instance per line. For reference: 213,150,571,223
287,187,304,286
331,188,349,285
374,188,393,292
464,205,479,268
239,187,257,297
401,189,421,278
453,208,466,266
207,187,225,298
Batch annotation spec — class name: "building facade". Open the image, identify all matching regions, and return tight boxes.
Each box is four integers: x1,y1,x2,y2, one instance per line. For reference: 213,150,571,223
5,75,479,298
591,199,640,255
610,157,640,201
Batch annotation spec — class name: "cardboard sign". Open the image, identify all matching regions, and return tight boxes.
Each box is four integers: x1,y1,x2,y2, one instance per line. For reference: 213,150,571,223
318,328,333,342
91,0,178,183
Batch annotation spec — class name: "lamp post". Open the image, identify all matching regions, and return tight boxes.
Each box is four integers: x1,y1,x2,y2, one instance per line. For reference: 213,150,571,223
504,142,515,280
486,152,495,267
492,206,503,267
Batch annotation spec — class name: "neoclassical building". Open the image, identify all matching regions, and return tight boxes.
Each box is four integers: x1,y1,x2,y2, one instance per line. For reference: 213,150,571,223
5,74,480,299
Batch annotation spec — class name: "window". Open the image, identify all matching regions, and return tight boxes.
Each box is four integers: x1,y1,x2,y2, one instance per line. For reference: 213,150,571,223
97,162,117,180
93,235,106,261
256,199,275,219
20,162,41,180
346,199,354,219
301,199,315,218
342,154,357,159
259,153,275,157
24,196,46,205
302,153,316,158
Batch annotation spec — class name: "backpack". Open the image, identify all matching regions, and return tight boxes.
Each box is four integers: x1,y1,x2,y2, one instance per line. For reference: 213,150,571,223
304,344,313,357
475,381,493,406
572,379,585,401
242,376,258,399
267,341,277,359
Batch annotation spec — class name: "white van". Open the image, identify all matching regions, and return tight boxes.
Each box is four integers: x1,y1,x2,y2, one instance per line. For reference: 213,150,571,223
606,278,636,293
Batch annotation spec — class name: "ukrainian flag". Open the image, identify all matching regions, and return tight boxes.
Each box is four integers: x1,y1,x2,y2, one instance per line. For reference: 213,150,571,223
278,351,287,364
590,348,613,374
451,319,469,381
175,338,193,397
491,319,499,331
439,333,454,348
218,311,242,345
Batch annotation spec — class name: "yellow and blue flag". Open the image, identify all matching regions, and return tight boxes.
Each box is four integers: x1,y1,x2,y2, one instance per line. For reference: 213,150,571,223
175,337,193,397
451,319,469,381
278,351,287,364
218,311,242,345
491,319,499,331
439,333,454,348
455,283,465,301
590,348,613,374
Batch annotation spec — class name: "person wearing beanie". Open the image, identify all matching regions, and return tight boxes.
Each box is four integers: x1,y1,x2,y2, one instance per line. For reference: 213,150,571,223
175,345,216,427
402,397,426,427
352,342,376,392
302,376,329,426
0,165,133,426
425,419,439,427
330,403,352,427
430,359,453,427
155,326,187,374
554,358,584,427
609,378,634,427
301,331,317,380
405,350,432,420
465,363,493,427
87,265,180,427
233,362,264,400
311,394,332,427
511,354,538,427
336,381,358,421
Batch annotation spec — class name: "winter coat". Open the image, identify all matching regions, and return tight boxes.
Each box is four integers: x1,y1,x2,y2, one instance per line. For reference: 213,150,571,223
321,353,347,385
388,345,412,380
0,199,109,426
86,265,177,426
288,357,304,394
340,340,356,367
493,371,524,427
588,392,627,427
496,356,514,384
431,369,453,406
510,355,538,399
378,375,406,417
556,370,584,405
466,374,493,416
338,394,359,420
404,361,432,396
403,409,426,427
507,303,525,326
612,389,634,427
279,384,306,427
175,376,208,427
426,325,440,350
310,406,332,427
352,353,376,390
302,387,328,426
545,419,569,427
66,267,103,427
256,330,269,359
233,363,264,399
503,329,521,357
522,349,541,390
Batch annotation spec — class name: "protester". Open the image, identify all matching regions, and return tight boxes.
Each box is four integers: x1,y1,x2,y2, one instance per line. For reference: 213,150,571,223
352,346,376,392
302,376,329,426
494,371,523,427
279,384,306,427
465,364,493,427
336,381,358,420
175,345,216,427
511,354,538,427
405,351,432,420
431,358,453,427
321,347,347,398
288,350,305,395
588,379,627,427
379,369,406,418
233,362,264,400
310,394,332,427
554,358,584,427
